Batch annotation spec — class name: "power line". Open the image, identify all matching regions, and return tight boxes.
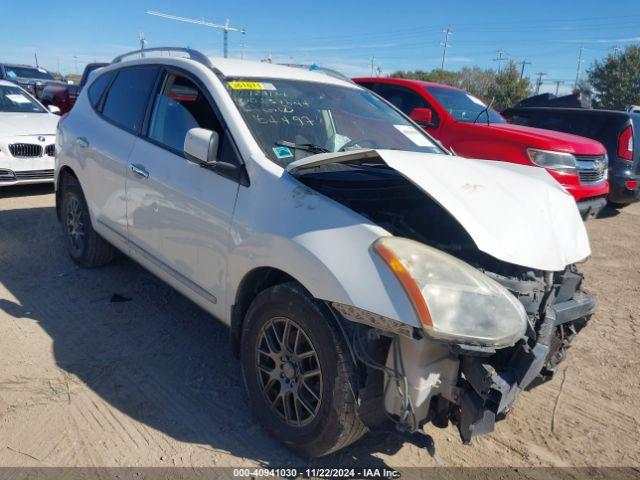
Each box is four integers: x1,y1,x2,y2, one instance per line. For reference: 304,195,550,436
535,72,547,94
515,60,531,80
440,27,453,70
554,80,564,95
493,49,507,73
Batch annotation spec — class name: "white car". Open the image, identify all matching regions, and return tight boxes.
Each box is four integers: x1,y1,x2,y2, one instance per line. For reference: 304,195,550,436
0,80,60,186
55,48,596,457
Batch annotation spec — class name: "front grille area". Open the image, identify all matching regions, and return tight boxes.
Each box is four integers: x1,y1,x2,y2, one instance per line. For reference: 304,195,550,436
14,170,54,180
9,143,43,158
576,154,607,185
578,169,606,184
45,145,55,156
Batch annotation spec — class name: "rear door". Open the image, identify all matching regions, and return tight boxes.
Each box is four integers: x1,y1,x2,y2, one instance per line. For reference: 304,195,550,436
125,68,241,316
74,65,159,242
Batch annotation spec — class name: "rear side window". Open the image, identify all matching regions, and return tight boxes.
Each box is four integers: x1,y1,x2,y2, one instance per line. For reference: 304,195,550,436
88,72,114,108
101,67,158,133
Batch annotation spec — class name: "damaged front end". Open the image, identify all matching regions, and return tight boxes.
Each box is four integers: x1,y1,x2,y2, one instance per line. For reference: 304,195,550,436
335,266,595,444
290,149,596,444
453,266,594,442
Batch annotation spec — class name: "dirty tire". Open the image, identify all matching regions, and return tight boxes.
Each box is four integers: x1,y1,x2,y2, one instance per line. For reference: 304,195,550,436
60,176,115,268
240,282,366,457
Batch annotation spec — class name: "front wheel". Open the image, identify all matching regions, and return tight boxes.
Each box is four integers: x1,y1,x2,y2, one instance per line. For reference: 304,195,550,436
240,283,366,457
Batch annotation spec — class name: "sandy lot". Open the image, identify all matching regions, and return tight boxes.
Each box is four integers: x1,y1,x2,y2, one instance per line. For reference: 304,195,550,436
0,184,639,469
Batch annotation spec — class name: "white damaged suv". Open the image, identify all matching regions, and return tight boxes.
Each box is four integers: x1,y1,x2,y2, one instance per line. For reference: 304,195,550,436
55,48,596,456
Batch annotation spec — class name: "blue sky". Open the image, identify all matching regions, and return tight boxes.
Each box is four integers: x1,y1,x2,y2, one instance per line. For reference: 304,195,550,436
2,0,640,95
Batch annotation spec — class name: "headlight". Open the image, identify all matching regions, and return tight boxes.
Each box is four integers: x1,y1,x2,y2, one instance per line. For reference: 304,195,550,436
527,148,577,173
374,236,528,348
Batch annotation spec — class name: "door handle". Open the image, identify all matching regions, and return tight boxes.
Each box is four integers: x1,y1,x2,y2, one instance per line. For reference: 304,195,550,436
76,137,90,148
129,163,149,179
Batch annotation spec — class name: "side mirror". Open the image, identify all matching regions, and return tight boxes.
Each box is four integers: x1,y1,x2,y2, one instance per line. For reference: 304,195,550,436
184,128,219,164
410,107,434,126
48,104,61,115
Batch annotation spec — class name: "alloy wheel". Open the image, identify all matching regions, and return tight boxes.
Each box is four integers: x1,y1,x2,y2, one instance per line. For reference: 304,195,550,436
66,196,85,253
255,316,323,427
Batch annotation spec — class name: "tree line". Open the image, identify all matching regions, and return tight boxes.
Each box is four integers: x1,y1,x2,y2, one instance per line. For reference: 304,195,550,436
390,45,640,111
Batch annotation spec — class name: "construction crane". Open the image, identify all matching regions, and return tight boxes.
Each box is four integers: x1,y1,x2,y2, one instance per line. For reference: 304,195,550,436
147,10,245,58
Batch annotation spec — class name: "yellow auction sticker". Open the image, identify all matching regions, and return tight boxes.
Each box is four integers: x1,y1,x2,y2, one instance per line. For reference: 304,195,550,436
228,81,264,90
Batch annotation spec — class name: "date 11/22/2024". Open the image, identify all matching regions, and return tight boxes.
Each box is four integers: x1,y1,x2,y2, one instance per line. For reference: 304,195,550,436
232,467,401,478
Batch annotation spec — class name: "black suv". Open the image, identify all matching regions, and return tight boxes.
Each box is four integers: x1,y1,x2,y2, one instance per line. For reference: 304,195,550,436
503,105,640,207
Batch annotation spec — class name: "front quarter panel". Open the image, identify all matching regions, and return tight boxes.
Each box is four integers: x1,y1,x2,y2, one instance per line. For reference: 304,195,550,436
226,159,419,329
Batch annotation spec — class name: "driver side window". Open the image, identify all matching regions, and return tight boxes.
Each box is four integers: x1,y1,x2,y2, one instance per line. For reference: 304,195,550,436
148,73,222,154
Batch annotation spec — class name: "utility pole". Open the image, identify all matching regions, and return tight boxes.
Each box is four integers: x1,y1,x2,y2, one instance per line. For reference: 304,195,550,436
440,27,452,70
516,60,531,80
493,49,507,74
376,65,383,77
554,80,564,96
535,72,546,94
147,10,245,58
74,55,78,75
574,45,584,90
370,55,376,76
139,32,147,58
139,32,147,51
611,45,622,57
34,53,39,67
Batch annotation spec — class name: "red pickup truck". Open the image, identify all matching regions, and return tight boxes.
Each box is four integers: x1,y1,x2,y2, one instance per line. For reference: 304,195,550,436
354,77,609,218
40,63,108,114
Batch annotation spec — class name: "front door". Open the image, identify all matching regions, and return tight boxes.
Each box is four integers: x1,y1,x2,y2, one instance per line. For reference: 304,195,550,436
125,70,240,316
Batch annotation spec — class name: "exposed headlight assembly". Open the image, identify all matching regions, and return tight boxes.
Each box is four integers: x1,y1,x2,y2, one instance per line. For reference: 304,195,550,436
526,148,577,173
374,236,528,348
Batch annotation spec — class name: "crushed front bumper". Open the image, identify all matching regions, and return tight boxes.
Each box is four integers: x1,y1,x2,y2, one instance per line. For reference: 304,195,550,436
455,291,596,443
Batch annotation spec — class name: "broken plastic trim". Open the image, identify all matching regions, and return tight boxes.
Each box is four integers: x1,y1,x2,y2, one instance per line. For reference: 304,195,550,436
332,302,419,339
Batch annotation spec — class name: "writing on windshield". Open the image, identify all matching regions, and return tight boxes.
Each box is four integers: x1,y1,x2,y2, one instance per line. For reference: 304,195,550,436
227,78,441,166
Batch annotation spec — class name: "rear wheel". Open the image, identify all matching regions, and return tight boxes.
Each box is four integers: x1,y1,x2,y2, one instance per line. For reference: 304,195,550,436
60,177,115,267
240,282,366,457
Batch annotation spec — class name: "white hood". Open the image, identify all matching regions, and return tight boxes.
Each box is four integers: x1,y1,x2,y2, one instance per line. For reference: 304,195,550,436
287,149,591,272
0,113,58,138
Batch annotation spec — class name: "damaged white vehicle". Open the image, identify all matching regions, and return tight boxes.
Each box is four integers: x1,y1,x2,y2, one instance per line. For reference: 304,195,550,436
55,48,596,457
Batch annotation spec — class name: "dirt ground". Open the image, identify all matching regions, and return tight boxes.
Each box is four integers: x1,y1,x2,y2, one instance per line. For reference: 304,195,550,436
0,183,639,470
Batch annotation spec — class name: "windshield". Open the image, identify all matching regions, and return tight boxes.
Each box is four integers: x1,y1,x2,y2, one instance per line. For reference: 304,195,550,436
0,85,46,113
425,86,505,124
226,78,442,166
4,66,54,80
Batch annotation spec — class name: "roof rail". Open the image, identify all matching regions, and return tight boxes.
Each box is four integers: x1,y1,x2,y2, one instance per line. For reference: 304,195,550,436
112,47,214,69
278,63,356,84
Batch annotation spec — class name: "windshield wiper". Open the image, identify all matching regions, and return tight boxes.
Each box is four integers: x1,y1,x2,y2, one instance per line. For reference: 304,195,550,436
275,140,330,154
472,97,496,126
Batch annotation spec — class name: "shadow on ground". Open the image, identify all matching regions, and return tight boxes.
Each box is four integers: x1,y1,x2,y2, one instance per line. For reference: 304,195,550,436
0,202,419,468
0,183,54,199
